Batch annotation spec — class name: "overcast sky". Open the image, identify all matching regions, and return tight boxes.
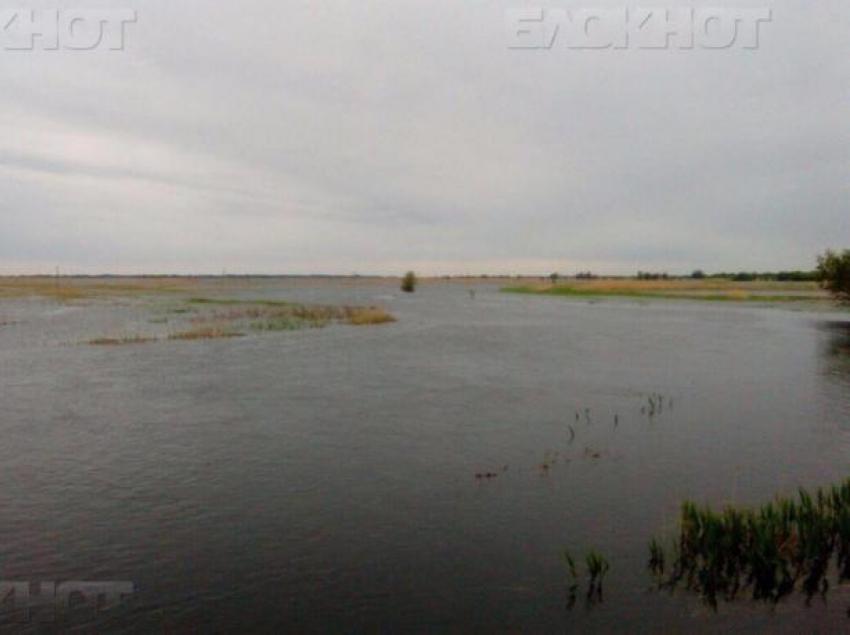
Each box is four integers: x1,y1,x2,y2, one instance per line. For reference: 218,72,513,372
0,0,846,275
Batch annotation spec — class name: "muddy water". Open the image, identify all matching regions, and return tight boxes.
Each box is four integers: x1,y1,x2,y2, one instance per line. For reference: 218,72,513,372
0,281,848,632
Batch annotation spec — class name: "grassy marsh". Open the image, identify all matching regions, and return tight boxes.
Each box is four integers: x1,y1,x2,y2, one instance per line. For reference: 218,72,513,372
0,277,195,301
80,297,395,345
503,279,829,305
186,302,396,328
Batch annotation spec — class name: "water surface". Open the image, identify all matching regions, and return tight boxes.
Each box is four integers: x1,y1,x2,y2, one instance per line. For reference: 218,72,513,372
1,281,848,632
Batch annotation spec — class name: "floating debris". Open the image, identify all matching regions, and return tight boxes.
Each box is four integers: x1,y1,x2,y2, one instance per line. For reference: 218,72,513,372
474,465,509,480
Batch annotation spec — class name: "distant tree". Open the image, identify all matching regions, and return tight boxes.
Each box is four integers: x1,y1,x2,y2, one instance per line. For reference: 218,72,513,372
637,271,670,280
776,270,818,282
401,271,417,293
732,272,758,282
817,250,850,304
691,269,706,279
549,272,560,285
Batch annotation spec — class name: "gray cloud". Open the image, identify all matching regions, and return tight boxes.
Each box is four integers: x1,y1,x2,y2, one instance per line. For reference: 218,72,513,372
1,0,847,274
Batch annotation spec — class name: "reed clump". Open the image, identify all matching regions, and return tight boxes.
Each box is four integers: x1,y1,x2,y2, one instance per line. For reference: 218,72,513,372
649,478,850,608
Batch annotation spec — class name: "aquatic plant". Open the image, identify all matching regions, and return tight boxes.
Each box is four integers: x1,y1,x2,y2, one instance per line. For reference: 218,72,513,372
347,308,396,325
0,276,192,301
86,300,396,345
649,478,850,608
86,334,157,345
643,393,665,417
586,551,610,601
564,551,580,608
648,537,665,578
564,549,610,607
502,282,825,304
185,300,395,329
250,316,321,331
168,326,243,340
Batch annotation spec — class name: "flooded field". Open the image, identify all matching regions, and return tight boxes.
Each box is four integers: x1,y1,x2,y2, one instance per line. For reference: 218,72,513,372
1,279,849,632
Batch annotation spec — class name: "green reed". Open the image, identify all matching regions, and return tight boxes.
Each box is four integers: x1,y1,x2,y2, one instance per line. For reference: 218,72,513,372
564,549,610,607
649,478,850,608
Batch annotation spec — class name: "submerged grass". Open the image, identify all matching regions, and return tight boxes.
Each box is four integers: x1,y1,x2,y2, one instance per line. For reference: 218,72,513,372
86,335,157,345
83,299,394,344
650,478,850,608
564,549,610,607
188,297,293,308
167,326,244,340
250,316,324,331
187,300,396,329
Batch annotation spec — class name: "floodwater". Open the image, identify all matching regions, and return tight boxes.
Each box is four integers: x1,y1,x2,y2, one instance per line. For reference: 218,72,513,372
1,281,849,632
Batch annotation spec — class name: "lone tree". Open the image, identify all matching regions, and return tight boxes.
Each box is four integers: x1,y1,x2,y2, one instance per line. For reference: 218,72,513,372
401,271,417,293
816,250,850,304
